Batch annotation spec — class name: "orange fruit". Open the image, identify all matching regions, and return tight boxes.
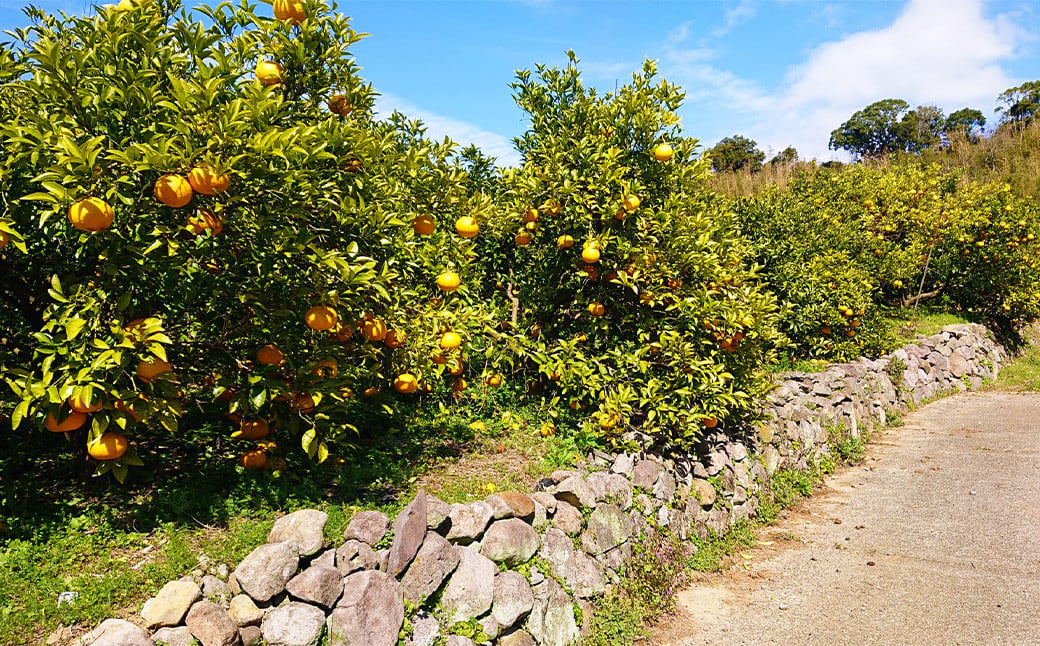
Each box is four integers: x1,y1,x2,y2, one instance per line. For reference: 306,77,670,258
525,221,537,232
45,411,87,432
430,351,446,365
622,195,641,212
232,419,270,440
448,357,464,376
515,230,532,246
187,210,223,235
412,214,436,235
292,394,316,413
256,60,283,85
69,392,103,413
114,398,146,423
436,271,461,292
557,235,574,249
455,216,479,238
328,94,352,115
362,318,388,342
272,0,306,23
68,197,114,232
652,142,674,162
543,200,561,216
305,305,339,331
384,329,406,348
363,386,380,397
88,432,128,461
587,302,605,317
154,174,193,208
599,414,619,430
187,164,230,195
522,207,539,223
0,231,7,249
702,416,718,428
241,450,268,470
484,373,503,387
257,344,285,365
440,331,462,350
821,326,832,335
581,247,601,264
451,378,468,392
394,373,418,394
136,357,173,382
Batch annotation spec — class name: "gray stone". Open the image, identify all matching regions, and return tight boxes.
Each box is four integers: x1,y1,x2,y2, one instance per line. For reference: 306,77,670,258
232,541,300,603
652,470,676,501
496,491,536,519
427,495,451,532
580,504,633,556
635,492,654,515
142,579,202,628
399,532,460,604
152,626,195,646
330,570,404,646
530,491,557,514
539,528,606,598
240,625,263,646
706,451,729,476
185,600,239,646
387,491,428,577
286,565,344,609
445,638,475,646
552,500,583,535
477,614,501,640
201,575,231,606
631,459,660,489
553,475,596,510
228,594,263,627
548,469,579,484
691,478,717,508
949,350,970,377
409,615,439,646
528,576,579,646
485,494,513,519
657,506,672,527
310,549,336,570
492,570,534,630
728,442,749,462
78,619,153,646
497,629,537,646
585,472,633,509
261,601,326,646
610,453,635,476
763,446,781,475
336,539,379,575
445,501,494,544
344,510,389,547
479,518,539,566
269,509,328,557
440,547,496,623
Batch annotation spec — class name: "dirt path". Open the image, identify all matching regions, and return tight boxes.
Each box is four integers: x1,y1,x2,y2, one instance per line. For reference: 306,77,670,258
653,391,1040,646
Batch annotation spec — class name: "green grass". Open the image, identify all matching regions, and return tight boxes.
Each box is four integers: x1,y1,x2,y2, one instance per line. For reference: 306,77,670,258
887,308,972,347
991,339,1040,391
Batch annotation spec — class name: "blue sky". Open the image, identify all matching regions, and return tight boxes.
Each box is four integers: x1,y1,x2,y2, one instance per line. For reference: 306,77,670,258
2,0,1037,165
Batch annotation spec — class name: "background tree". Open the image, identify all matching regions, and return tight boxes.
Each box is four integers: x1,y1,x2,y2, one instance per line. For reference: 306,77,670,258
897,105,945,153
944,108,986,139
996,81,1040,126
706,135,765,172
769,146,799,166
829,98,910,159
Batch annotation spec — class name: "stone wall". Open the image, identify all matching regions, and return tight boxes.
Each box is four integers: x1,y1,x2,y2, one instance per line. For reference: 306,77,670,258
77,324,1007,646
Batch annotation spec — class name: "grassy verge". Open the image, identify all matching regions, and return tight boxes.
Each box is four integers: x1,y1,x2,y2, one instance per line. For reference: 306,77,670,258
991,327,1040,391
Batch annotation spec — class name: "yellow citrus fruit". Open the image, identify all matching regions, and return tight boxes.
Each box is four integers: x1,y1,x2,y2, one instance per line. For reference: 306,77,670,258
241,450,268,470
363,386,380,397
394,373,418,394
448,357,464,376
622,195,641,212
328,94,352,115
702,416,718,428
45,411,88,432
384,329,406,348
256,344,285,365
440,331,462,350
652,142,674,162
455,216,479,238
451,378,468,392
68,197,114,232
581,247,601,264
272,0,306,23
515,230,532,246
893,280,903,288
587,301,605,317
484,373,503,387
362,318,388,342
187,210,223,235
136,357,173,382
305,305,339,331
599,414,619,430
88,432,128,461
256,60,283,86
543,200,561,216
232,419,270,440
69,393,103,413
154,174,193,208
412,214,436,235
187,164,230,195
436,271,461,292
557,235,574,249
522,207,539,223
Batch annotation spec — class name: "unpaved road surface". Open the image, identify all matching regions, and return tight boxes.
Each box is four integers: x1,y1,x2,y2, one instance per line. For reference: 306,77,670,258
654,391,1040,646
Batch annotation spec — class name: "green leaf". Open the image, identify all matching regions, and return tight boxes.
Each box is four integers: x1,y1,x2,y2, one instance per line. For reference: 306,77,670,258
11,400,29,430
301,428,318,459
65,318,86,340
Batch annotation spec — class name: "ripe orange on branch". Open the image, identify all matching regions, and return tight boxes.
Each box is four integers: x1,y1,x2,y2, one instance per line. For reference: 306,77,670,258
45,411,87,432
440,331,462,350
187,164,230,195
187,210,223,235
305,305,339,331
587,301,605,317
136,357,173,382
69,393,103,413
436,271,461,292
257,344,285,365
241,450,267,470
394,373,418,394
622,195,641,212
328,94,352,115
455,216,479,238
272,0,306,23
581,246,601,264
256,60,283,86
362,318,388,342
557,235,574,249
68,197,114,232
412,214,436,235
652,142,674,162
88,432,128,461
232,419,270,440
154,174,193,208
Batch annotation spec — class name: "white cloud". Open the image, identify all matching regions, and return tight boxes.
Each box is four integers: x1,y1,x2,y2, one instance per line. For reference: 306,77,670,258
374,93,522,167
713,0,757,38
665,0,1023,161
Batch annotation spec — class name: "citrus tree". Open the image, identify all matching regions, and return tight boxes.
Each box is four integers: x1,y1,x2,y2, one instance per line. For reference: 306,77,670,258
0,0,499,480
478,55,781,451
